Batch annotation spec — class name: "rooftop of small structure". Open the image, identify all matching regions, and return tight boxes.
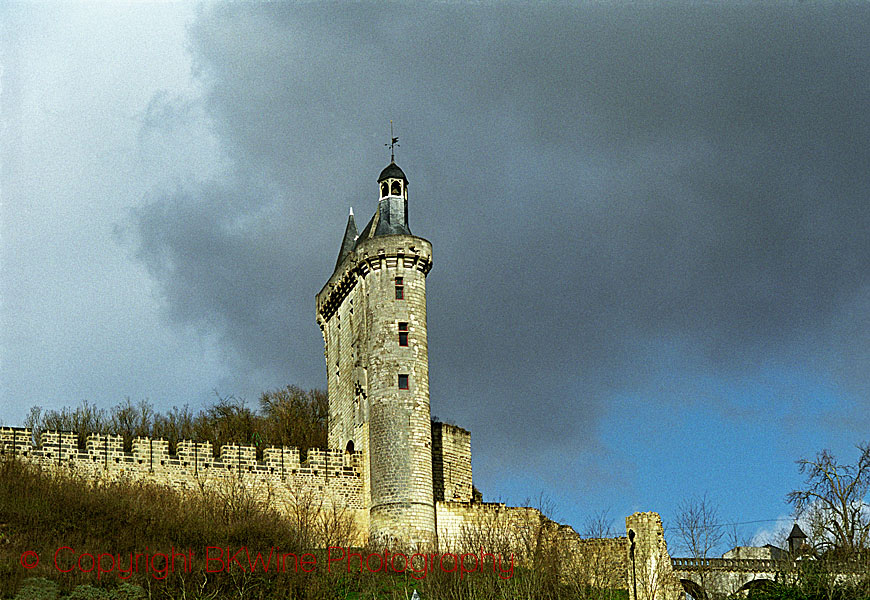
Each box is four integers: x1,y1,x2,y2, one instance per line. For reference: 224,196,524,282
378,161,407,182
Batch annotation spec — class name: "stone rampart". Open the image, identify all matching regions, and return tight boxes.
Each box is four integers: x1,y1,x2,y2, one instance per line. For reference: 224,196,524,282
0,427,366,527
3,424,642,591
626,512,683,600
431,422,472,502
437,500,631,589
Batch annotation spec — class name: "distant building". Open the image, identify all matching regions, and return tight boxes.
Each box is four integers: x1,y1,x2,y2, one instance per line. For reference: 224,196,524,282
787,523,809,554
723,545,788,560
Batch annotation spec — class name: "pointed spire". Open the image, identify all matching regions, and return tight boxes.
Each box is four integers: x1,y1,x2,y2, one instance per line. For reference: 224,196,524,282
335,208,358,270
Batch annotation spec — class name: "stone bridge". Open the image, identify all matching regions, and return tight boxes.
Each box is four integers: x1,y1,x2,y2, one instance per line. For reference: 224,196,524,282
672,556,870,599
671,557,792,599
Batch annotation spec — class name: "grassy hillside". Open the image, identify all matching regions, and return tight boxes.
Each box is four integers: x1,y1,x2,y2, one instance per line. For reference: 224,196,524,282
0,457,610,600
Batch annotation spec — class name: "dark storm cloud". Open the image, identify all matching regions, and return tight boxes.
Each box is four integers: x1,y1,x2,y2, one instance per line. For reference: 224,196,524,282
128,178,329,388
129,3,870,491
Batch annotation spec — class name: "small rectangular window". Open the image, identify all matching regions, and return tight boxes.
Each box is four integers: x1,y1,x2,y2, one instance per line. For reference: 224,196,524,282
398,322,409,346
398,374,409,389
395,277,404,300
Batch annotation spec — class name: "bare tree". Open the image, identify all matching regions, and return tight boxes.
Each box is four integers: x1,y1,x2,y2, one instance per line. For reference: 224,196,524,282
110,398,154,451
725,521,750,552
258,385,328,458
787,444,870,556
675,492,724,560
152,404,196,451
572,508,624,600
32,399,108,448
583,507,617,539
24,406,44,444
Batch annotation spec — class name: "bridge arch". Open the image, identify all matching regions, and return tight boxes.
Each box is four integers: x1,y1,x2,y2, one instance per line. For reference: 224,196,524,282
680,578,707,600
738,578,775,597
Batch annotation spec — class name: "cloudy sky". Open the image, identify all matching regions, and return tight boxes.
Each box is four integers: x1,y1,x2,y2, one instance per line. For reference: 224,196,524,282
2,2,868,551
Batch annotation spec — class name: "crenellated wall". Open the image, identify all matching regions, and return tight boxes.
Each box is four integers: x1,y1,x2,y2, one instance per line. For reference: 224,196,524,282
1,425,655,594
1,422,476,552
0,426,368,538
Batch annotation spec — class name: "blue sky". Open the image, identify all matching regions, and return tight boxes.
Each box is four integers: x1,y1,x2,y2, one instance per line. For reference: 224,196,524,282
2,2,868,555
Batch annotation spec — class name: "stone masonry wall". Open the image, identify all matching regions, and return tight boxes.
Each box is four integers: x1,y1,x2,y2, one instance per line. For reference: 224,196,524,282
437,500,630,589
626,512,683,600
4,423,642,591
363,236,435,546
0,427,368,542
431,422,472,502
436,501,549,552
564,536,630,590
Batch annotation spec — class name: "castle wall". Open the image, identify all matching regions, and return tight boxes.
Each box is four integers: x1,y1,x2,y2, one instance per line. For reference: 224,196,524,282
431,422,472,502
3,424,639,590
626,512,683,600
322,266,365,454
564,536,630,590
435,501,544,552
0,427,368,543
437,500,630,589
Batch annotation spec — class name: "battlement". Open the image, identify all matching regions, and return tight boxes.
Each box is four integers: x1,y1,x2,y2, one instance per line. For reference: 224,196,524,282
0,427,366,513
1,427,358,474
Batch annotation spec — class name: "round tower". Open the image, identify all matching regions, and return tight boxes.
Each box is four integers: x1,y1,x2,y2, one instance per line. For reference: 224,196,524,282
365,162,435,547
316,158,435,547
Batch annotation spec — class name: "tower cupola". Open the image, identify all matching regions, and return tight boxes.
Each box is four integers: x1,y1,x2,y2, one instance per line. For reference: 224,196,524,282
378,162,408,200
374,159,410,235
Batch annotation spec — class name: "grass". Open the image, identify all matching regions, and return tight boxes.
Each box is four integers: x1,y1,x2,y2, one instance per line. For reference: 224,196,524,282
0,457,626,600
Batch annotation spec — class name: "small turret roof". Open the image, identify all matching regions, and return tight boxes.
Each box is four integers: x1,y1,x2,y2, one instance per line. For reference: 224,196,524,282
334,208,358,270
788,524,808,539
378,161,407,182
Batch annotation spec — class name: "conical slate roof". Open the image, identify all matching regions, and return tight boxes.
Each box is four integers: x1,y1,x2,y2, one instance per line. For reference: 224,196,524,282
334,209,358,270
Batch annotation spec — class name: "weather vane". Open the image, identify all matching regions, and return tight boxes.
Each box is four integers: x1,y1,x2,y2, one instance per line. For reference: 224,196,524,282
386,120,399,162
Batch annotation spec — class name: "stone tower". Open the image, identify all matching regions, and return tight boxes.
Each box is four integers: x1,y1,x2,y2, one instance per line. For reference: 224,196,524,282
316,159,436,546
